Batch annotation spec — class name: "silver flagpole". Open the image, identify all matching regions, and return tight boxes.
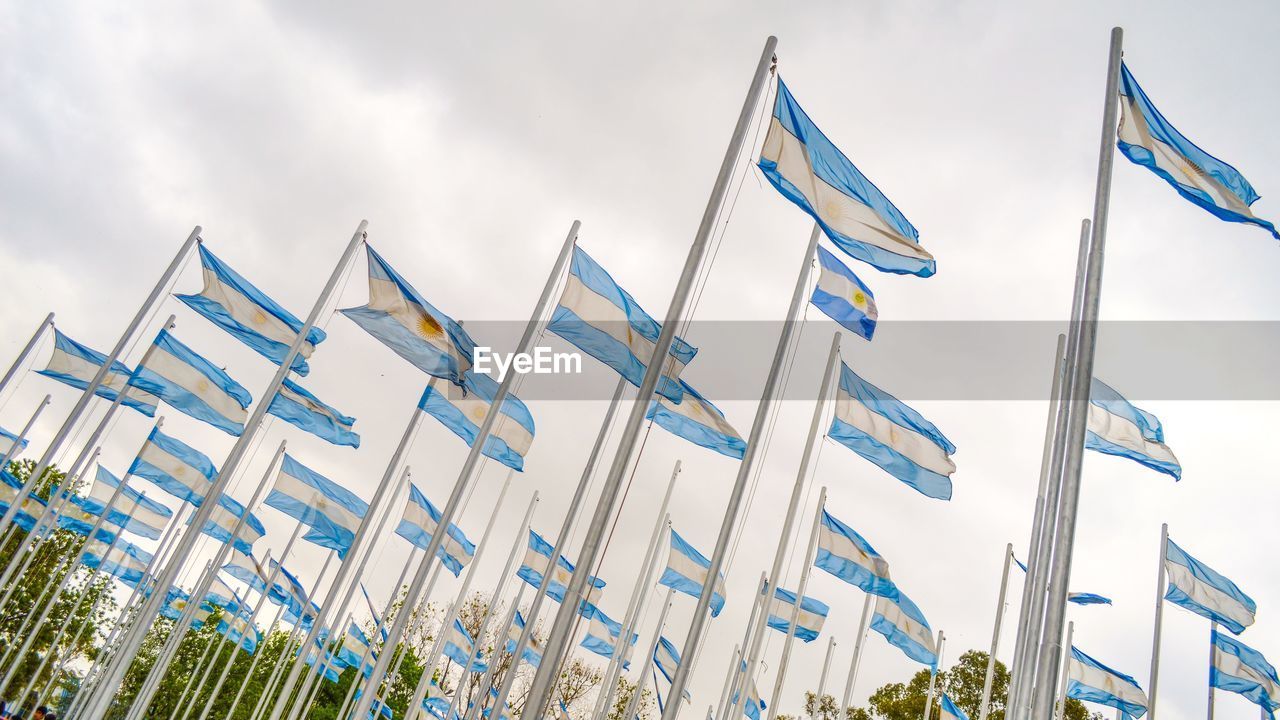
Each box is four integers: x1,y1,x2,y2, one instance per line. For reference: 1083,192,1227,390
1206,622,1216,720
838,593,873,717
0,228,198,538
733,333,840,720
722,575,769,720
248,619,308,720
81,220,367,720
531,37,780,720
1147,523,1169,720
923,631,946,720
1031,27,1124,720
0,312,54,398
767,486,827,720
814,637,836,720
620,587,676,720
1053,623,1074,720
352,217,581,720
593,461,682,720
715,644,741,720
978,544,1014,720
483,376,627,720
219,600,287,720
35,560,120,710
0,394,51,470
176,582,255,720
464,584,528,720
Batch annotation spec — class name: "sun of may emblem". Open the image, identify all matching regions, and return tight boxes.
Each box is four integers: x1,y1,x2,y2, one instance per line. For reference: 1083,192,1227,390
417,312,444,339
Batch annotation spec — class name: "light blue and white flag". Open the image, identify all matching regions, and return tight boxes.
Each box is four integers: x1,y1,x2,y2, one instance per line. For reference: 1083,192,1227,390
37,330,158,415
765,586,829,643
57,505,118,542
759,79,936,277
1086,379,1180,480
419,370,535,471
176,245,327,375
1068,593,1113,606
442,618,487,672
940,695,968,720
129,427,217,506
829,361,956,500
336,622,373,668
871,590,937,667
730,671,767,720
340,245,477,386
216,614,260,654
1165,538,1256,634
1117,63,1278,240
811,246,878,340
267,379,360,448
517,529,605,604
814,509,897,598
360,584,390,643
504,611,543,668
222,548,268,593
422,697,454,720
130,330,252,436
302,649,345,683
87,466,173,540
192,494,266,555
1066,646,1149,718
580,606,635,667
654,636,693,703
81,536,153,586
205,575,246,613
0,470,46,533
0,426,28,461
547,245,697,403
659,529,727,617
267,454,368,556
646,380,746,460
1211,629,1280,717
396,483,475,577
266,559,313,624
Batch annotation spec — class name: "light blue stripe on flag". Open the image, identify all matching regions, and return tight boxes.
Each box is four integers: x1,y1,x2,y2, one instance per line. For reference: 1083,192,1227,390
811,246,878,340
871,590,937,667
1068,593,1113,606
1086,378,1180,480
1067,646,1149,718
267,454,368,556
130,330,252,436
129,427,217,506
1165,538,1256,634
940,695,969,720
1211,629,1280,716
37,329,158,416
814,509,898,599
395,483,475,577
646,380,745,460
419,370,535,471
765,586,829,643
659,529,726,617
268,378,360,448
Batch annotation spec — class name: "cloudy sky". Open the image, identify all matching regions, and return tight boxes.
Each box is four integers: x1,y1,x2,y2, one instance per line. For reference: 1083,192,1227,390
2,1,1279,718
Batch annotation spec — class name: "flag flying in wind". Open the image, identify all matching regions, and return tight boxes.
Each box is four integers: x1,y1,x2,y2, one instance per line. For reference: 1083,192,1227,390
1066,646,1150,718
442,618,487,672
646,380,746,460
335,622,373,668
267,454,368,556
130,330,253,436
517,529,606,604
547,245,697,403
216,615,260,654
129,427,217,506
654,636,693,703
814,509,898,598
504,611,543,668
81,537,153,586
828,361,957,500
176,245,327,375
395,483,475,577
267,378,360,448
731,670,767,720
37,330,158,415
659,529,727,617
1068,593,1113,606
267,560,316,628
759,79,937,277
192,494,266,555
580,606,635,667
340,245,477,386
86,466,173,540
810,246,878,340
419,371,536,471
765,586,830,643
222,548,269,593
0,470,46,533
871,590,938,667
1086,379,1180,480
940,695,969,720
1211,629,1280,717
0,426,27,460
1117,63,1278,239
1164,537,1256,634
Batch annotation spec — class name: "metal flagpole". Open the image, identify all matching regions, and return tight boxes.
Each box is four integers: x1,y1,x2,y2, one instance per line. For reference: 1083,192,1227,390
923,631,946,720
35,561,121,710
814,637,836,720
593,461,682,720
979,544,1015,720
483,376,627,720
1206,622,1216,720
219,600,286,720
621,588,676,720
838,593,874,717
465,584,528,720
0,312,54,398
716,644,742,720
80,221,367,720
530,37,780,720
767,486,828,720
733,332,840,720
1031,27,1124,720
177,604,242,720
248,595,320,720
1148,523,1169,720
0,394,51,470
1053,623,1074,720
357,218,583,720
723,575,770,720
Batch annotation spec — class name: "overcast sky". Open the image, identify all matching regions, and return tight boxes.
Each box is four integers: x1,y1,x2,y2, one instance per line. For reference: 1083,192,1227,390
2,1,1279,719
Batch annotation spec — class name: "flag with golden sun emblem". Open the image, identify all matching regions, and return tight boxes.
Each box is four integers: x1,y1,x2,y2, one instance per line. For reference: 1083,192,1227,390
811,245,878,341
129,329,253,436
418,369,535,471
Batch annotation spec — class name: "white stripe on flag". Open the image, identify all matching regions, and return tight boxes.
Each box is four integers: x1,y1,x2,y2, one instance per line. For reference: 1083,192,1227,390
834,393,955,475
144,343,247,423
1166,560,1256,630
199,267,317,357
558,274,689,382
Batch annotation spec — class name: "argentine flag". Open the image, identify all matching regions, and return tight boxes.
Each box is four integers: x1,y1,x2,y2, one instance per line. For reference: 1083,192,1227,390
302,650,345,683
0,470,45,532
222,548,268,593
267,559,312,613
87,466,173,540
759,79,936,277
1086,379,1180,480
442,618,487,672
659,529,727,617
267,378,360,448
814,509,898,598
765,586,829,643
1068,593,1113,606
504,611,543,668
130,330,252,436
38,330,158,416
810,246,878,340
654,636,693,703
419,370,536,471
192,494,266,554
216,615,260,654
1117,63,1278,240
57,504,118,540
0,426,27,461
129,428,217,506
871,590,937,667
829,361,957,500
395,483,475,577
336,622,373,668
517,529,605,604
940,695,969,720
580,606,635,666
81,537,153,586
1066,646,1149,718
340,245,477,386
267,454,368,556
547,245,697,403
1211,629,1280,717
646,379,746,460
176,245,327,375
731,673,767,720
1165,538,1256,634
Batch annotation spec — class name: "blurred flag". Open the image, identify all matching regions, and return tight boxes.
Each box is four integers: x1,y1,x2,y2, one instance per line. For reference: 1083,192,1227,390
129,427,217,506
579,606,634,667
267,454,368,556
176,245,327,374
1086,378,1180,480
87,466,173,540
301,649,345,683
504,610,543,668
81,537,152,586
267,379,360,448
222,547,268,593
419,371,535,471
1211,629,1280,717
828,361,956,500
336,622,373,668
1068,593,1113,606
765,586,829,643
654,636,693,703
659,529,727,617
1066,646,1149,718
730,672,767,720
814,509,897,598
810,246,878,340
871,590,937,667
37,330,158,415
395,483,475,576
130,330,252,436
759,79,936,277
441,618,487,672
1117,63,1278,239
1165,538,1256,634
192,494,266,554
267,560,314,625
216,615,260,654
0,470,46,532
940,695,969,720
0,426,27,460
646,380,745,460
517,529,605,604
547,245,697,403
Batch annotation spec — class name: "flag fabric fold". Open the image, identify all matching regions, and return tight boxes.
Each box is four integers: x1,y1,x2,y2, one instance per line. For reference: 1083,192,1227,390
1211,629,1280,717
1164,538,1256,634
1066,646,1150,718
646,380,746,460
267,378,360,448
130,330,252,436
1086,378,1180,480
659,529,727,617
37,330,158,415
419,371,535,471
